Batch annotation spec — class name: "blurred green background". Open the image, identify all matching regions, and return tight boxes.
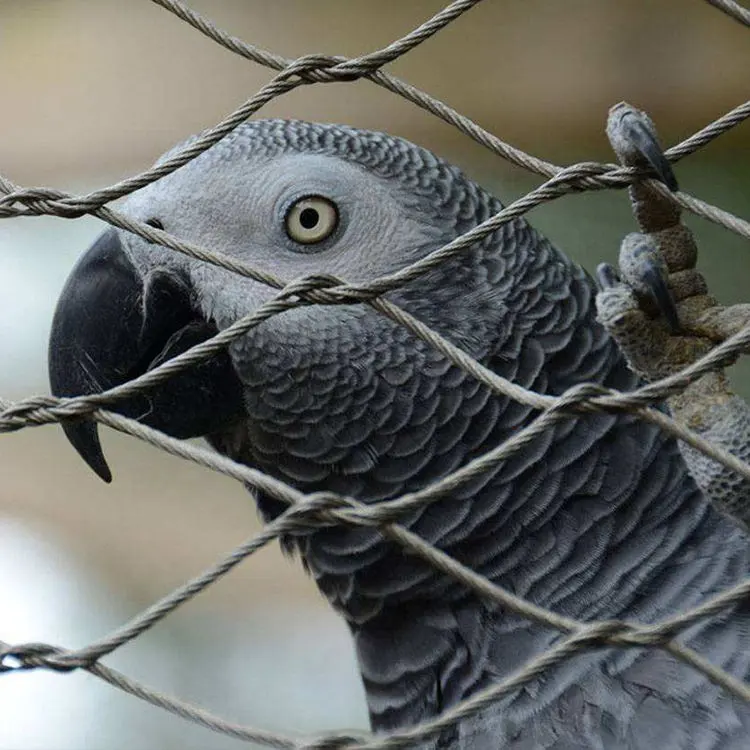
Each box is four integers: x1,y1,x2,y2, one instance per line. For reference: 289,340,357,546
0,1,748,748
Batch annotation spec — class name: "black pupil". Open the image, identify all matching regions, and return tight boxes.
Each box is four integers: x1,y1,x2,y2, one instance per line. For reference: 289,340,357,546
299,207,320,230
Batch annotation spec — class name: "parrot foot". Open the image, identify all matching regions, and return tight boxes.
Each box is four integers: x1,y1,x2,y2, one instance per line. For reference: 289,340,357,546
597,101,750,383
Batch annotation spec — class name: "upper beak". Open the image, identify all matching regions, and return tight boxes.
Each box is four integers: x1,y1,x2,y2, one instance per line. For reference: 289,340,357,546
48,228,244,482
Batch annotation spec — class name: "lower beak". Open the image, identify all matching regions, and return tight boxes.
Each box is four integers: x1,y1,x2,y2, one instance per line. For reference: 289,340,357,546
48,228,244,482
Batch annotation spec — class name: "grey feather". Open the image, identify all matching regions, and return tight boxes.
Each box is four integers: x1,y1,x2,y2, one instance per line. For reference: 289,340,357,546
52,120,750,748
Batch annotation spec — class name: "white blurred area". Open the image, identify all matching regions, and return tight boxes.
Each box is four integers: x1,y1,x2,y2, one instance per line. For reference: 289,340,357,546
0,1,749,748
0,520,367,749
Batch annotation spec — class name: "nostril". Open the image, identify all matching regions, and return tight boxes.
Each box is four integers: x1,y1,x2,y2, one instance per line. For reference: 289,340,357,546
145,217,164,230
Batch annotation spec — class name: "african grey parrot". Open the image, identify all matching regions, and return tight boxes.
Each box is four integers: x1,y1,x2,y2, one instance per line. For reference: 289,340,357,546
48,118,750,748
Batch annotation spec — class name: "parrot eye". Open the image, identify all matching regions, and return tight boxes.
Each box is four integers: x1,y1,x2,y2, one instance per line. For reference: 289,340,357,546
285,196,338,245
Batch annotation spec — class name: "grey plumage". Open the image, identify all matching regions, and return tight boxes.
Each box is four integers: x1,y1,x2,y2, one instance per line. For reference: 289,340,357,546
49,120,750,748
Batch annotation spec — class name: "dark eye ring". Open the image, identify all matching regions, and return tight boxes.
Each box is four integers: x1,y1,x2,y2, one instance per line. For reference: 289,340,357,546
285,196,338,244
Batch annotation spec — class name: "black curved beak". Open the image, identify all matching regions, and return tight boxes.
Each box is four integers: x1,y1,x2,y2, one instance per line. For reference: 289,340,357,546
48,228,244,482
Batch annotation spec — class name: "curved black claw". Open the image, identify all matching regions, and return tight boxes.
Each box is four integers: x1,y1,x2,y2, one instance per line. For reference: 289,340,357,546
641,259,681,333
620,112,678,192
596,263,620,290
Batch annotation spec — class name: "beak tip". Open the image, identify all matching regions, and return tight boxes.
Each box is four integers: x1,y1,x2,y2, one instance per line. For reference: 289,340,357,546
94,463,114,485
62,422,113,484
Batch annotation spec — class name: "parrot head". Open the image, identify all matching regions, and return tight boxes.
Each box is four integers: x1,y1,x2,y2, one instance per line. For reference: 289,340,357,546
48,119,560,510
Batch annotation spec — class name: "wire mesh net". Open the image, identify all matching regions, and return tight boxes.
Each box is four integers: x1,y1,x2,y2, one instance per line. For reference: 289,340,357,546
1,1,750,747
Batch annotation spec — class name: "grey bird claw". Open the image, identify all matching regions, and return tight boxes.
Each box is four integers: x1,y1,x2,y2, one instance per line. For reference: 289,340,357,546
596,263,620,290
607,103,678,192
621,113,678,192
641,257,681,333
618,233,681,333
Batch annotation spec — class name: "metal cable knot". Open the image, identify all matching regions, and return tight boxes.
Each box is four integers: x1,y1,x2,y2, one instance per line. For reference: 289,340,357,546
0,642,88,673
278,54,360,84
